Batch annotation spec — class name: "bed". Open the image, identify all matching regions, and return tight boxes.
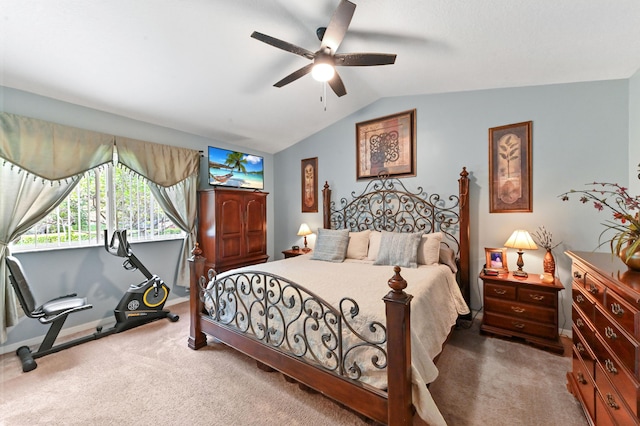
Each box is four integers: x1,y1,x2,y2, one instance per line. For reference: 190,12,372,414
188,167,471,425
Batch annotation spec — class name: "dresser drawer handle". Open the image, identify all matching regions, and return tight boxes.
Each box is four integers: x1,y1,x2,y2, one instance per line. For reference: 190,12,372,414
576,372,587,385
511,306,525,313
606,394,620,410
605,326,618,340
610,303,625,317
576,294,585,303
529,294,545,301
493,288,507,295
605,359,618,375
576,342,585,353
588,284,599,295
512,322,525,329
574,271,583,279
576,318,584,328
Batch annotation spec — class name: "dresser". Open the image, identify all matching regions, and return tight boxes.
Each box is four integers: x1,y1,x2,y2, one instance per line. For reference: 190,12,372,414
480,271,564,354
197,188,268,273
567,251,640,425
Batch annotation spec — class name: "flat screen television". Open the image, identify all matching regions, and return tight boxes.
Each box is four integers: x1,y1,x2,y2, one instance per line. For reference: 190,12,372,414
208,146,264,190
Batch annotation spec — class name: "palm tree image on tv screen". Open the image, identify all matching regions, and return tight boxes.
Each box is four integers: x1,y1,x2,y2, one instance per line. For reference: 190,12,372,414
208,146,264,190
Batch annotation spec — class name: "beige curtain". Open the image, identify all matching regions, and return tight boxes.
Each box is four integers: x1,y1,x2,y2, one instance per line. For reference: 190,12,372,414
115,137,200,287
0,112,114,343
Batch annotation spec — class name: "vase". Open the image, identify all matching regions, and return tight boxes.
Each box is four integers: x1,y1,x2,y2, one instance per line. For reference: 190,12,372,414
543,249,556,275
619,245,640,271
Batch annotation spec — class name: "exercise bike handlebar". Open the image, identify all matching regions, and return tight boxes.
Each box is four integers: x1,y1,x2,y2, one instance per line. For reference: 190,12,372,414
104,230,154,280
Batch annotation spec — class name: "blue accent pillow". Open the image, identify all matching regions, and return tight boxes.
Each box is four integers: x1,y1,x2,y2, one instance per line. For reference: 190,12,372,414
310,229,350,262
373,231,422,268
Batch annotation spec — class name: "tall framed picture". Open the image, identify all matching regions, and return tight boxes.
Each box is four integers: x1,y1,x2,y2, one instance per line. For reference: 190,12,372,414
301,157,318,213
356,109,416,180
488,121,532,213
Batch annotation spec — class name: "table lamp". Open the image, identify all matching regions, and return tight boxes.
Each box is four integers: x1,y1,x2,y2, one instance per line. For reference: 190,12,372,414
504,229,538,278
297,223,313,252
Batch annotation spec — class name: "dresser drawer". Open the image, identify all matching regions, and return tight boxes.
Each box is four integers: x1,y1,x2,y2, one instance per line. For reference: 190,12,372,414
484,282,516,300
592,333,640,416
573,285,595,321
583,272,607,309
594,305,640,377
518,286,556,308
483,312,556,339
595,391,618,426
606,289,640,338
595,373,640,426
573,346,596,421
485,297,556,324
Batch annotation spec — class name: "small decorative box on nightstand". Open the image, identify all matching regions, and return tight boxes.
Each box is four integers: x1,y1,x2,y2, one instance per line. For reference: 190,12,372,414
282,248,311,259
480,271,564,354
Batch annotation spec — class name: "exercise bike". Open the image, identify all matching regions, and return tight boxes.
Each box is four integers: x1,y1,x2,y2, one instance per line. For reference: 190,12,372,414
5,230,179,373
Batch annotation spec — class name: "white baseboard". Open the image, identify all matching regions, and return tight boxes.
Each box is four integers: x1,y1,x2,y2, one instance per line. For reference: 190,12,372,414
1,296,189,356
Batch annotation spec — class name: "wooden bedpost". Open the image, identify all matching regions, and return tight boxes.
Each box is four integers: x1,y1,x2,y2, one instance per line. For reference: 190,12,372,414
322,181,331,229
383,266,413,425
458,167,471,317
188,242,207,350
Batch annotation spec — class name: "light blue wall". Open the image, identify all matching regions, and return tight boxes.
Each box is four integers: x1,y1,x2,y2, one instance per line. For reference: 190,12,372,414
0,86,275,349
274,80,630,330
630,68,640,195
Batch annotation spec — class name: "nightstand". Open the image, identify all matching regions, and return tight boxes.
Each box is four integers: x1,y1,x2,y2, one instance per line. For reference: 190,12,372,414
282,248,311,259
480,271,564,354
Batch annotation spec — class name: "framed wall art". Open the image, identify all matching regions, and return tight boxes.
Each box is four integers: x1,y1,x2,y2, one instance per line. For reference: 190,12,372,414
301,157,318,213
488,121,532,213
355,109,416,180
484,247,508,273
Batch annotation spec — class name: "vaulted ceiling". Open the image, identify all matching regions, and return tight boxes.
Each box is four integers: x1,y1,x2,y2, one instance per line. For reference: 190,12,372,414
2,1,639,154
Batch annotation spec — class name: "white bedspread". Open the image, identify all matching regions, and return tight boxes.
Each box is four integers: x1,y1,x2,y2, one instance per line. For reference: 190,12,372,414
210,256,469,425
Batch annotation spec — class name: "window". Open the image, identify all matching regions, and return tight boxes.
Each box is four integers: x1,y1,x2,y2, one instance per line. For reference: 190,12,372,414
11,164,183,251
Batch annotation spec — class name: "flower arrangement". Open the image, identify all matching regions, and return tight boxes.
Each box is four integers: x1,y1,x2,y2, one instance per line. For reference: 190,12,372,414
559,182,640,262
531,225,561,251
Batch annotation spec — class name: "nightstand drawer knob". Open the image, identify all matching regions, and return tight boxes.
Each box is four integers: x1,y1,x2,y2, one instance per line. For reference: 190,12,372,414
606,394,620,410
610,303,625,317
576,318,584,328
576,372,587,385
605,326,618,340
493,288,507,295
605,359,618,375
529,294,545,301
511,306,525,313
512,321,525,329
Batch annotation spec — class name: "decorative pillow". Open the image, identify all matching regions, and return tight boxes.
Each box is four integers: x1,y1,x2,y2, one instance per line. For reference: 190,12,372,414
366,231,382,261
439,243,458,273
417,232,443,265
373,231,422,268
346,230,371,260
310,229,350,263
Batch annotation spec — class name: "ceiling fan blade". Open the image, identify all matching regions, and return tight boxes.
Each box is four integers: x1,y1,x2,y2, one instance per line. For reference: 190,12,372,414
334,53,397,66
321,0,356,53
251,31,315,60
328,72,347,97
274,63,314,88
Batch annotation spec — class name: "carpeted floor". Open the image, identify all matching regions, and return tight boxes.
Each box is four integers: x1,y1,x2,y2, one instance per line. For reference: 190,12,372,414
0,302,587,425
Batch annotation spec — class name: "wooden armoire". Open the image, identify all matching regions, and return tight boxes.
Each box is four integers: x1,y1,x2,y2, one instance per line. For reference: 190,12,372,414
197,188,268,273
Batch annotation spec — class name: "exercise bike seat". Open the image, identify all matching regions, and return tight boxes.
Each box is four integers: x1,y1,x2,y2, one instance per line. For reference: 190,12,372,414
6,256,93,325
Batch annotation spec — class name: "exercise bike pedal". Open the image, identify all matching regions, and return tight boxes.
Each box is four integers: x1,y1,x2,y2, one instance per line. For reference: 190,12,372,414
16,346,37,373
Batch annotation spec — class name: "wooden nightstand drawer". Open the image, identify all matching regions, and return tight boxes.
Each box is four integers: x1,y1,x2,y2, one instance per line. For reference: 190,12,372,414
484,282,516,300
483,312,557,340
485,297,555,324
594,305,640,377
519,287,556,308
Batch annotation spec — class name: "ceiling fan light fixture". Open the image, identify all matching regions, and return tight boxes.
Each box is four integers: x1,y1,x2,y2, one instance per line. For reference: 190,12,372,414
311,62,335,82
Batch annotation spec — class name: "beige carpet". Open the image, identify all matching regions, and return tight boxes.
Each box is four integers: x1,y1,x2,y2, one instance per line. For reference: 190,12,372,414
1,302,586,425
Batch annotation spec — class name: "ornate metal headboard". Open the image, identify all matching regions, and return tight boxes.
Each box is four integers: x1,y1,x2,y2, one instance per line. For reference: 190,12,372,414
322,167,470,310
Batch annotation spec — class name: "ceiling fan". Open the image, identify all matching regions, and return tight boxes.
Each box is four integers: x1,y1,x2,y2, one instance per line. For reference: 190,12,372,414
251,0,397,97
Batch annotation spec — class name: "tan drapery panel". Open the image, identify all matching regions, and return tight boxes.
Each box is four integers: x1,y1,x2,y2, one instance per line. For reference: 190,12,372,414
115,137,199,187
0,112,114,180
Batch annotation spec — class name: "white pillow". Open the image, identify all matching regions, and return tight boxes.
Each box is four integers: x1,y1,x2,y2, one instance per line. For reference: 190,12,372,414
366,231,382,261
310,229,349,262
346,230,371,260
417,232,443,265
373,231,422,268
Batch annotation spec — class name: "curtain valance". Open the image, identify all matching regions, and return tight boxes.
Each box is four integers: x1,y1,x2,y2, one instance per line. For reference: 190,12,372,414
115,137,200,187
0,112,114,180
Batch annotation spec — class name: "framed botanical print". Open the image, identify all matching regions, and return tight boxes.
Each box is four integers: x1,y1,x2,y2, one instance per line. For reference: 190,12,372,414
301,157,318,213
489,121,532,213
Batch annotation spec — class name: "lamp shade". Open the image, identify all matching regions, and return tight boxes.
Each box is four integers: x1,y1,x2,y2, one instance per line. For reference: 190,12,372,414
504,230,538,250
297,223,312,237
